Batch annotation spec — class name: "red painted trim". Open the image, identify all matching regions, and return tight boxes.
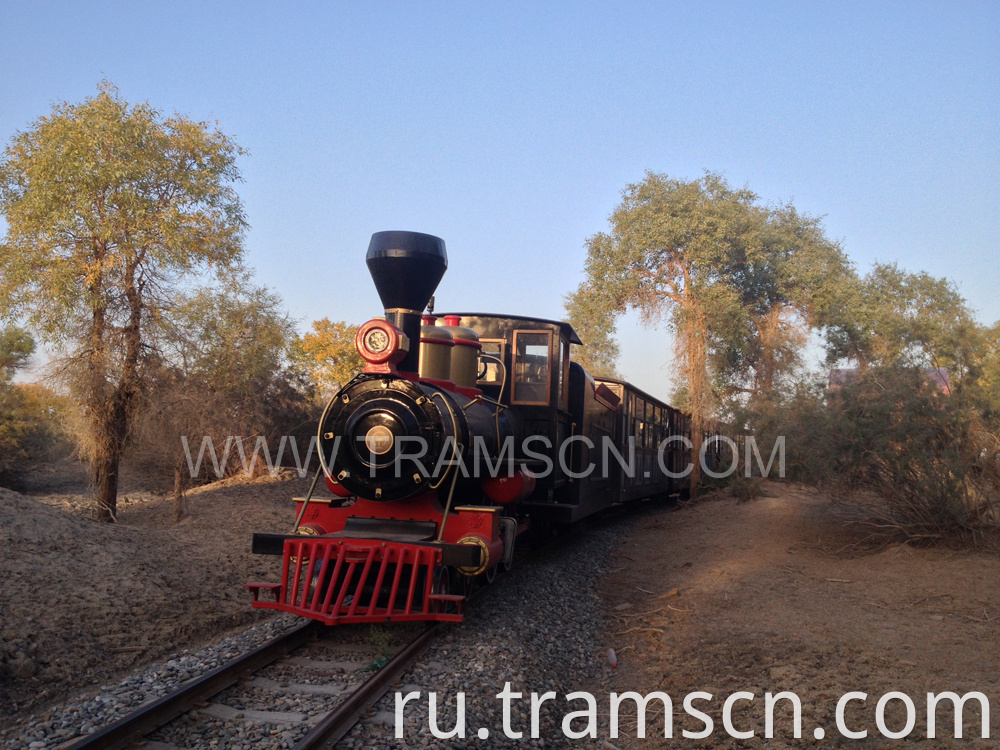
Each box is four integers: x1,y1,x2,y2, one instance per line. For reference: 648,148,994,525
250,537,464,624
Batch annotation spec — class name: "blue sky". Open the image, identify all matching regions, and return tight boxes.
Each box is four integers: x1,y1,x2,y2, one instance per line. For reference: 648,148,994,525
2,2,997,397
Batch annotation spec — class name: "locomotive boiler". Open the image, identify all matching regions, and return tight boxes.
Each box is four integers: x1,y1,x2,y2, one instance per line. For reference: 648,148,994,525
247,230,695,625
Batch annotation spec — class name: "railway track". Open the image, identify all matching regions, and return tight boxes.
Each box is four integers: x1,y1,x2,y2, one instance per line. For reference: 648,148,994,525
55,505,655,749
59,620,439,750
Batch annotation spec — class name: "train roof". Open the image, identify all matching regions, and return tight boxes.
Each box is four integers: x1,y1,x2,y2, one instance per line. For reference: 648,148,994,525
593,376,677,411
440,312,583,345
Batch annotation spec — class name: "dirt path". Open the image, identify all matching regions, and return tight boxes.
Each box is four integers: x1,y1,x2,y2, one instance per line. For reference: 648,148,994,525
598,483,999,747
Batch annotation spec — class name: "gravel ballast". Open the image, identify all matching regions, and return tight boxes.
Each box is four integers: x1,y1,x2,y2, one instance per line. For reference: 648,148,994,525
0,614,302,750
344,518,632,749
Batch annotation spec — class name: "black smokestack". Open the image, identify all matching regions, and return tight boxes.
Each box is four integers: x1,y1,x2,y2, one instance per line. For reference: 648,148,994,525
366,231,447,374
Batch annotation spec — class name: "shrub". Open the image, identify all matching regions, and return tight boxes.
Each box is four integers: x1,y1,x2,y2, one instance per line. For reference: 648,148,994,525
745,366,999,543
0,383,64,488
830,367,999,541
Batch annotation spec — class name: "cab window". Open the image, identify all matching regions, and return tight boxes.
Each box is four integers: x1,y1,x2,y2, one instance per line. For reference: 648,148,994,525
478,339,505,385
512,330,551,404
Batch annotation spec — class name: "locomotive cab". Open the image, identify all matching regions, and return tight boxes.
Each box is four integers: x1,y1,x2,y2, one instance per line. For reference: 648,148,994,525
442,314,580,497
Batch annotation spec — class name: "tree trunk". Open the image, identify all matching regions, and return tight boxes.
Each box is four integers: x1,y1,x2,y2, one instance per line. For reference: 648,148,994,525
684,312,710,499
172,462,186,524
689,413,703,499
91,257,143,523
93,443,120,522
92,394,131,522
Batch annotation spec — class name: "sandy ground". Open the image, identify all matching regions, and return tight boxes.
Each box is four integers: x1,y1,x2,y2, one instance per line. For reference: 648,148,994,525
597,483,999,748
0,461,307,727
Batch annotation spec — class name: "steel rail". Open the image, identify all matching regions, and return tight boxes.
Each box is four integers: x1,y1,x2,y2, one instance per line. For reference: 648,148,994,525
292,624,440,749
289,505,648,748
60,546,507,749
61,620,319,750
288,531,550,749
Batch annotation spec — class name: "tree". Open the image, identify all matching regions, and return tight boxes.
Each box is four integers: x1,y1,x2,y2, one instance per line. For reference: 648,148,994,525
824,262,978,377
133,275,311,520
0,326,62,487
710,202,854,402
572,171,849,492
0,83,247,520
976,322,1000,416
564,282,620,377
0,325,36,484
0,325,34,377
291,318,364,399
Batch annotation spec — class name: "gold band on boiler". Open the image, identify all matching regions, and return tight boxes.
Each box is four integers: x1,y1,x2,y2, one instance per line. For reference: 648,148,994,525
384,307,424,316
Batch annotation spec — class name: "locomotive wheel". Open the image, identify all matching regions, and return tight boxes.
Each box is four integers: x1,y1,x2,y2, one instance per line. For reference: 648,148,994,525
502,536,514,572
485,564,497,584
431,566,470,616
432,566,451,597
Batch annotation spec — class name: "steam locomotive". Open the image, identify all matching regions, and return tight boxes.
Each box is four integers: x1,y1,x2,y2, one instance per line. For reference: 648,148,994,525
247,231,698,625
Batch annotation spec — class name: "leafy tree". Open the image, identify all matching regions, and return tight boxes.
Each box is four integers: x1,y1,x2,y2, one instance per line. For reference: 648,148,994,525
0,385,60,488
951,320,1000,419
291,318,363,398
134,276,312,520
0,325,34,378
572,171,848,491
563,283,619,377
711,202,853,401
824,262,978,376
165,276,294,409
0,83,247,520
0,326,63,487
976,321,1000,416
